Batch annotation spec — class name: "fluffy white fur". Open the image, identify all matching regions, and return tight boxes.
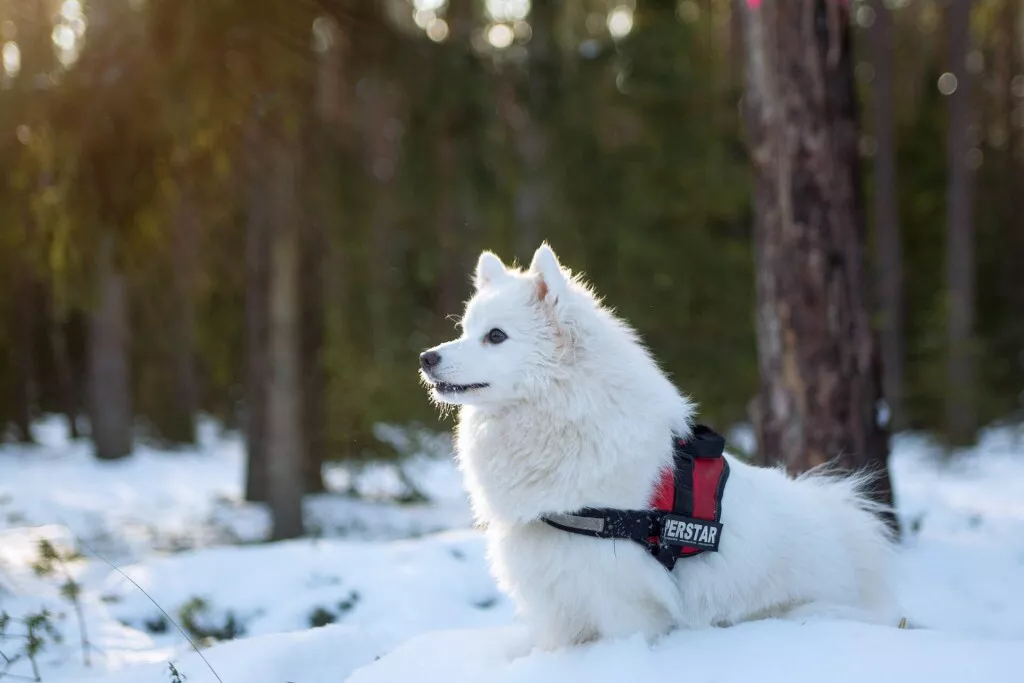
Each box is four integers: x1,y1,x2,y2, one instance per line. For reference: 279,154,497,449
419,243,904,651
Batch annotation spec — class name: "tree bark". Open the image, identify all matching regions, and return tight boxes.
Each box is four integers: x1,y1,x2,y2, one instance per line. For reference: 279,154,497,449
514,0,558,258
363,78,402,363
944,0,976,446
435,0,479,318
244,113,270,502
997,0,1024,337
266,111,306,540
49,303,80,440
88,233,133,460
740,0,896,526
166,180,200,445
11,261,37,443
435,120,460,319
301,118,328,494
866,0,905,431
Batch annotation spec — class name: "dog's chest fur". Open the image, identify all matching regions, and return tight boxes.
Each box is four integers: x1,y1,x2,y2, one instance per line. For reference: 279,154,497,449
452,401,694,648
454,402,679,526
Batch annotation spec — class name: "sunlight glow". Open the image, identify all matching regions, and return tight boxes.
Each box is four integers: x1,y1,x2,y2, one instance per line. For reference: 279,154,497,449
61,0,83,21
52,25,76,52
607,6,634,39
312,16,335,53
414,9,435,29
856,5,876,27
426,18,449,43
51,0,88,67
512,20,531,42
486,23,514,49
413,0,447,12
677,1,700,24
2,42,20,78
486,0,530,22
938,72,958,96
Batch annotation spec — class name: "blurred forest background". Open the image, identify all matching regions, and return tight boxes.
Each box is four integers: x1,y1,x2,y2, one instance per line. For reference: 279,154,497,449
0,0,1021,525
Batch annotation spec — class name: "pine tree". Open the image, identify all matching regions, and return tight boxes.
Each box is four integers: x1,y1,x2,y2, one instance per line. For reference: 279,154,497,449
740,0,896,524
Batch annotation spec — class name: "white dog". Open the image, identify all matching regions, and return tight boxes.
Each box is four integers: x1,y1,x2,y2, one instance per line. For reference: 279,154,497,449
419,243,904,650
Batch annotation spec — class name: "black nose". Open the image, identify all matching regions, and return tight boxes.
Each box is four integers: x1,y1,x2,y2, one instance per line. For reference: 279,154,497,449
419,350,441,371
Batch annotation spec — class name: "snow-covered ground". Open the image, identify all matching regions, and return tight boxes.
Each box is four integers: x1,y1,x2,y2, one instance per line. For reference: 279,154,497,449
2,416,1023,683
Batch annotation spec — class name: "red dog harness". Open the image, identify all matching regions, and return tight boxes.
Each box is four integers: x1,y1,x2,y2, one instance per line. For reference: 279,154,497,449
541,424,730,571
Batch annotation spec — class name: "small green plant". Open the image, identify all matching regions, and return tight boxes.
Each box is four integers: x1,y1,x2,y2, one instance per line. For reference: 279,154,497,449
0,608,62,682
48,534,225,683
31,539,91,668
177,597,245,644
307,590,361,628
144,615,171,634
308,606,336,628
168,661,186,682
337,590,360,613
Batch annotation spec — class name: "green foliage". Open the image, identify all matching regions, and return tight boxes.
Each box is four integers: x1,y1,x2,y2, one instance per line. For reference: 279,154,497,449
0,608,62,682
177,597,246,644
307,606,337,628
308,589,361,628
0,0,1020,452
168,661,187,683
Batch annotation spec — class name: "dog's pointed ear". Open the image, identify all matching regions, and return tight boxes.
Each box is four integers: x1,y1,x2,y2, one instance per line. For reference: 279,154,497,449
474,250,508,290
529,242,568,304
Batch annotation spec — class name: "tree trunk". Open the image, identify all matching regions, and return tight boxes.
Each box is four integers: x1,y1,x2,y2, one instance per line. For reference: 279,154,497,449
266,112,306,540
49,304,80,440
740,0,896,526
11,261,37,443
435,123,461,319
88,233,133,460
301,230,327,495
362,76,404,363
866,0,904,432
244,113,271,503
944,0,976,446
435,0,479,318
166,181,200,445
514,0,557,258
997,0,1024,340
301,120,328,495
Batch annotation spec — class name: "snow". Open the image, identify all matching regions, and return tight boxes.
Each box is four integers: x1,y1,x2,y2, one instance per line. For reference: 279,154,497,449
0,416,472,561
347,621,1022,683
2,416,1023,683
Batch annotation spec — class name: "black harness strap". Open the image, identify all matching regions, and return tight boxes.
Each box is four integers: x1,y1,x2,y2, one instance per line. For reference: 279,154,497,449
540,424,728,572
542,508,677,569
541,509,662,541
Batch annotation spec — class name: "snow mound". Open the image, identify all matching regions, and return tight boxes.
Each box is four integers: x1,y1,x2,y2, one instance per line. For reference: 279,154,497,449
52,622,383,683
99,530,512,644
348,620,1022,683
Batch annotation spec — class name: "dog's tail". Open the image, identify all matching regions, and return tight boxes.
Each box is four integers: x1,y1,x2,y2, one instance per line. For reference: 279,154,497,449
797,460,907,622
795,458,900,542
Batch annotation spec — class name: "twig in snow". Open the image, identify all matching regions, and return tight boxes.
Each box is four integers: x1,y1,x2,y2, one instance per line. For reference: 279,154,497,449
67,535,224,683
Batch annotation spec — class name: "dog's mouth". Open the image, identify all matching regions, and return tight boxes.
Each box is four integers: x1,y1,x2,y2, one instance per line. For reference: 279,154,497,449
431,381,490,394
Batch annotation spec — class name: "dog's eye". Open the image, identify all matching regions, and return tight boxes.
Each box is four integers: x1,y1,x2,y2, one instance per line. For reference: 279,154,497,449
485,328,508,345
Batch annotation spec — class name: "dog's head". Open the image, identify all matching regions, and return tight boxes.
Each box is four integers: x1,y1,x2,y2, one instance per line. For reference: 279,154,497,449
418,243,586,408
